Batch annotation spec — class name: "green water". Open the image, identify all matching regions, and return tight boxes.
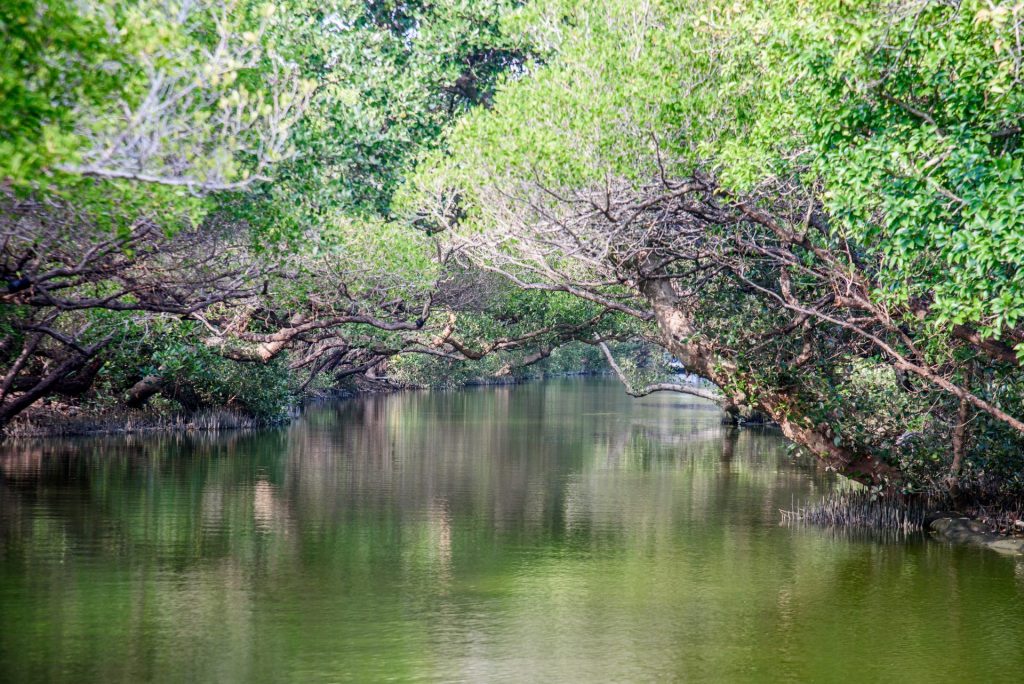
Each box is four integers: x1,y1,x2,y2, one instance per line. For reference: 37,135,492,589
1,379,1022,682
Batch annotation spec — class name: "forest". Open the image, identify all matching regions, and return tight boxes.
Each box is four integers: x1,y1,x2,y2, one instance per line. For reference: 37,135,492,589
3,0,1024,511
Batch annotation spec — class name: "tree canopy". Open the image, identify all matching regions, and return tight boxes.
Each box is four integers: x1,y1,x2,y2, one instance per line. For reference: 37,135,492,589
4,0,1024,503
406,0,1024,491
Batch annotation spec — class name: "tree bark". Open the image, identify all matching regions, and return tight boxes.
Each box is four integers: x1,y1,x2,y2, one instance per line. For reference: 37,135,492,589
494,346,552,377
948,394,971,500
0,345,108,432
126,373,168,408
594,339,722,402
11,357,104,397
640,277,899,485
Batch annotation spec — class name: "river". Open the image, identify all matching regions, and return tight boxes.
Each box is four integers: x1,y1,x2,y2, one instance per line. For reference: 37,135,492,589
1,379,1022,682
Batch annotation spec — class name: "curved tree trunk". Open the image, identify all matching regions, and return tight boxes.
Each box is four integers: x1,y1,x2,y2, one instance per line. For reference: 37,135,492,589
0,328,112,435
494,345,552,377
640,277,899,485
0,347,109,434
125,371,208,412
126,373,168,408
10,357,105,397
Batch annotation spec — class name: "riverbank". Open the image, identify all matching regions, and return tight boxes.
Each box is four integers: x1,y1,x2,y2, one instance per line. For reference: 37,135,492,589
1,402,294,439
927,516,1024,555
0,370,614,440
8,377,1024,557
782,489,1024,554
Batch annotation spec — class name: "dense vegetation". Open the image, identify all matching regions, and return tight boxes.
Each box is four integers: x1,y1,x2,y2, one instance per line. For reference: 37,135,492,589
3,0,1024,507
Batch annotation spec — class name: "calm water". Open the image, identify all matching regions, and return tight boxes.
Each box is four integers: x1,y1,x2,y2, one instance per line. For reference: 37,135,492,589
1,379,1023,682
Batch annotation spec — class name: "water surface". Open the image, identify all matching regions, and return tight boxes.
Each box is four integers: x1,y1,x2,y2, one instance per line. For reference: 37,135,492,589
2,379,1023,682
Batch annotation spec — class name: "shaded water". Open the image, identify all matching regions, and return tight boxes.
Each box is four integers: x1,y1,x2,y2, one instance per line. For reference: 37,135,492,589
2,379,1023,682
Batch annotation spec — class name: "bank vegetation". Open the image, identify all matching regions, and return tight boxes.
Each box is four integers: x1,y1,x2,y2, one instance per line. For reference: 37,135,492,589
3,0,1024,515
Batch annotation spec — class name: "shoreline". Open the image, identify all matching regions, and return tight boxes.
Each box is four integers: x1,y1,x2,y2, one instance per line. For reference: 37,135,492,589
0,406,296,440
0,370,613,440
927,516,1024,555
781,488,1024,555
9,379,1022,555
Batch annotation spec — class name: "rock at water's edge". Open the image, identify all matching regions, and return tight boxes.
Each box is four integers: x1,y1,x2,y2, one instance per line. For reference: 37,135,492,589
928,517,1024,555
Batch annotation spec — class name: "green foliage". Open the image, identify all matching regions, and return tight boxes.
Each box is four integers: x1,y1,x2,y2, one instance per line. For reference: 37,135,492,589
12,0,1024,507
1,0,312,241
389,339,606,387
405,0,1024,495
0,0,114,185
2,0,565,429
423,0,1024,340
785,1,1024,339
101,317,295,420
243,0,529,247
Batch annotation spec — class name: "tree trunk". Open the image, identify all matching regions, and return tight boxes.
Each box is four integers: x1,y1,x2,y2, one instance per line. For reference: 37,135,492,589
126,373,168,408
495,346,552,377
55,357,105,397
11,357,104,397
125,371,207,412
0,353,98,432
640,277,899,485
947,394,971,501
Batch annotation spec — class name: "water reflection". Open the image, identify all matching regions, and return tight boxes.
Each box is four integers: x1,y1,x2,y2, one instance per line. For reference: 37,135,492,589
1,379,1022,683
